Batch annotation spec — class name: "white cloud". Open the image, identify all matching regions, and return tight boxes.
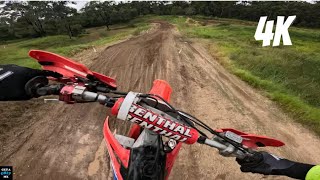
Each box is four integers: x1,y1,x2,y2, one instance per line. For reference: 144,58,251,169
69,1,88,11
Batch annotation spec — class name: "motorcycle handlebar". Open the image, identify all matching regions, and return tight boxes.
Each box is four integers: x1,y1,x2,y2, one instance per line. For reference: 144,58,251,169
32,84,115,107
33,83,252,159
58,85,116,106
73,88,115,106
201,137,249,159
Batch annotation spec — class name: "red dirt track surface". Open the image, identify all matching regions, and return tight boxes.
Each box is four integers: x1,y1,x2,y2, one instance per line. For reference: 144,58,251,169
1,22,320,180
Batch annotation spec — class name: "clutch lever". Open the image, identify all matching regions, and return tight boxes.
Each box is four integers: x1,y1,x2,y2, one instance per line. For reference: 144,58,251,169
25,76,64,98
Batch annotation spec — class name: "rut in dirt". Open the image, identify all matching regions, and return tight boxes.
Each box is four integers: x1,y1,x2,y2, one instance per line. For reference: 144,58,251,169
0,21,319,180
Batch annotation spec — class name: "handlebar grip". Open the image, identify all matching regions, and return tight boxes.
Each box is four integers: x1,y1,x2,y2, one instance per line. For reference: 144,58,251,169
25,76,64,97
25,76,49,97
37,84,64,96
238,151,263,162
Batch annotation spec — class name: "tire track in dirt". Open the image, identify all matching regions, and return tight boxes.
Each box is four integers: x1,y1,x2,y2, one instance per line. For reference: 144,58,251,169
1,21,319,180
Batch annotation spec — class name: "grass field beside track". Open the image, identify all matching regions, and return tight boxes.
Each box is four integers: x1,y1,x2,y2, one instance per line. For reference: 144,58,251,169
0,22,149,69
153,15,320,135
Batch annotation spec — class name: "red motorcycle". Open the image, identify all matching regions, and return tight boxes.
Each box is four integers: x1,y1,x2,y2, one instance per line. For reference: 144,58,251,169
26,50,285,180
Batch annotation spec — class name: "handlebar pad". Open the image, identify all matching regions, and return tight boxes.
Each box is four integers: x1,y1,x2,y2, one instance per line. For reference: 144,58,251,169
112,97,199,144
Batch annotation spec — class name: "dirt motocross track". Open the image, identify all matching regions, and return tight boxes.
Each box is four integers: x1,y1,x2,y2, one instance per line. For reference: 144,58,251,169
1,21,320,180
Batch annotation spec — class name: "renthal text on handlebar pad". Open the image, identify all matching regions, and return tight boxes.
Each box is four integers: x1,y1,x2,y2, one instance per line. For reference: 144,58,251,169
116,103,200,144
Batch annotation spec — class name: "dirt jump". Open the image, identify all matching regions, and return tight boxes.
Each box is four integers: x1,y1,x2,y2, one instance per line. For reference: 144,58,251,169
1,21,319,180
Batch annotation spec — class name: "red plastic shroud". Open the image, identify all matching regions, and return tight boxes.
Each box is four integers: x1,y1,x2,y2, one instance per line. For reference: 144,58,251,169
28,50,116,89
105,80,183,180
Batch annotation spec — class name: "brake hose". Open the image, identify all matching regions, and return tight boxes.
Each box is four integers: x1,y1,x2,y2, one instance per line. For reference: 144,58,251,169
140,94,209,138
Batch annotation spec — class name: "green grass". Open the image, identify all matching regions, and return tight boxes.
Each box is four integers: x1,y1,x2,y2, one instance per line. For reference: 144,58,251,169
0,21,149,69
154,15,320,135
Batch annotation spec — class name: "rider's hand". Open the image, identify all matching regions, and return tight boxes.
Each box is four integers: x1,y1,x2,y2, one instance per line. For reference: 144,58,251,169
236,151,295,175
0,64,61,101
236,151,314,179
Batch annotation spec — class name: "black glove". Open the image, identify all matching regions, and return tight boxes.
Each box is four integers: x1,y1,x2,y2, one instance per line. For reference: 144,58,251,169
0,64,61,101
236,151,314,179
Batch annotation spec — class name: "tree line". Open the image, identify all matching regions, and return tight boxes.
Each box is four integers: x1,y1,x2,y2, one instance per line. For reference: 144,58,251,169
1,1,319,41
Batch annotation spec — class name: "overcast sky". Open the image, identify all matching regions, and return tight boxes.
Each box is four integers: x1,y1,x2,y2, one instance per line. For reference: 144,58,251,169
2,0,316,12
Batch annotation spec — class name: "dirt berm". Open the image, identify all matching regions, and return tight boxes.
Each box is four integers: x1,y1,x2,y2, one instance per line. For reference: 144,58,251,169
1,21,319,180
